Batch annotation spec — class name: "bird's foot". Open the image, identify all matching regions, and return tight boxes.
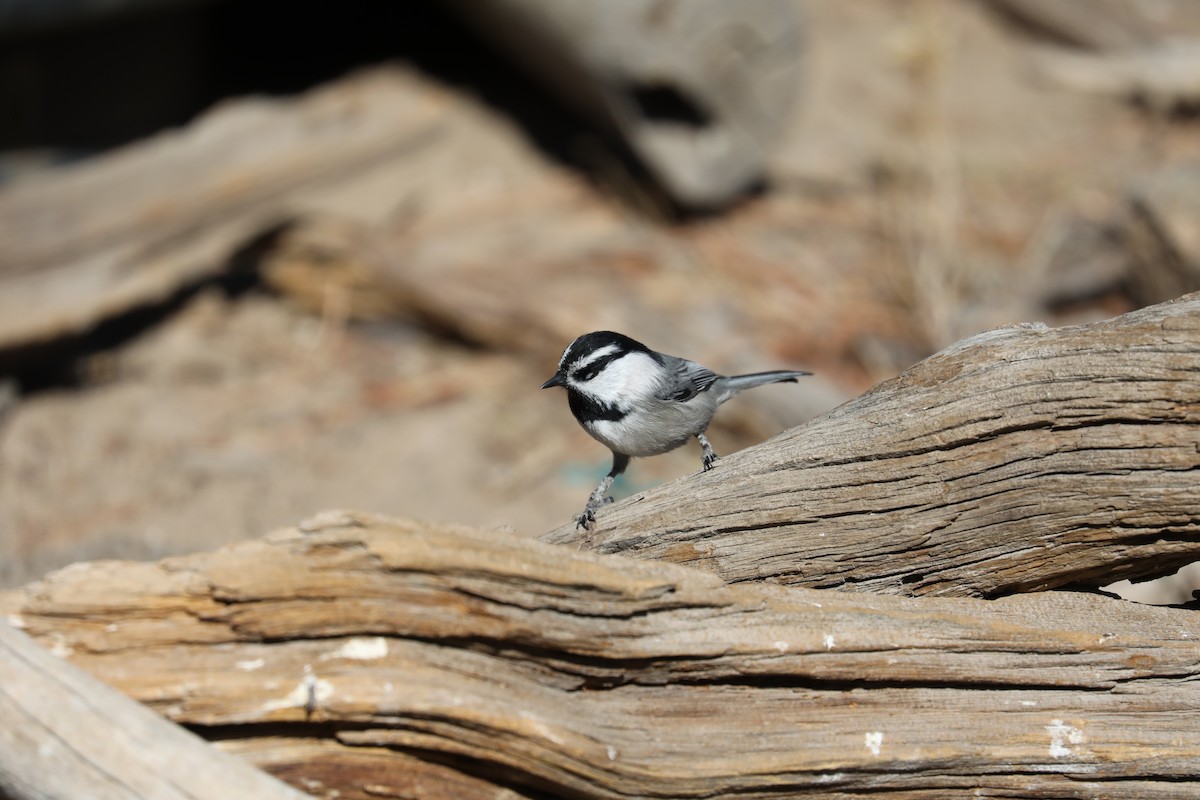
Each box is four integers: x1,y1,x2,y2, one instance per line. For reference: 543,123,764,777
696,432,719,472
575,495,613,529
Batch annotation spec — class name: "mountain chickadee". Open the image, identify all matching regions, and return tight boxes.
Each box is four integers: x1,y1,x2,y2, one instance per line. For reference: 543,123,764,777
542,331,811,529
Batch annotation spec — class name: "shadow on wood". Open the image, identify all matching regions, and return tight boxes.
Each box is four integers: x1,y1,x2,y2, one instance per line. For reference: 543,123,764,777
2,511,1198,799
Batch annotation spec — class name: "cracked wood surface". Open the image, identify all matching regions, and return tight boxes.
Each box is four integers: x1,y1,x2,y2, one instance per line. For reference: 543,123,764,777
2,512,1198,799
542,293,1200,598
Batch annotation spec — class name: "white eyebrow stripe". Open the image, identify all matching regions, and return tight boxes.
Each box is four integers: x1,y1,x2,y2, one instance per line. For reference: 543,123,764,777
570,343,621,370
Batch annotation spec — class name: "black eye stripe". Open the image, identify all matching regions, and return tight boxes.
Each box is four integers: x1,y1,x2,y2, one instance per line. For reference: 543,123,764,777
571,352,623,381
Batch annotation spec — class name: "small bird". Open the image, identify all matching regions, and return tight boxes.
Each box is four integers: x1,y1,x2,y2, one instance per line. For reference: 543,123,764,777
542,331,810,529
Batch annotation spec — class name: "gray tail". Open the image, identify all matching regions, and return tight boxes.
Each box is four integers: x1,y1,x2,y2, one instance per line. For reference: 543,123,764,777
716,370,811,403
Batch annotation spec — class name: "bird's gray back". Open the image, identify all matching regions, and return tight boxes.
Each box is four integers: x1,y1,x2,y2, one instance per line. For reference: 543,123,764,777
655,355,721,403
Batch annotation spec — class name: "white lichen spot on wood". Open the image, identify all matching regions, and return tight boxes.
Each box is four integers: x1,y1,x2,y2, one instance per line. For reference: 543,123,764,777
823,634,836,651
1045,719,1084,758
864,731,883,757
235,658,265,671
773,640,789,653
323,636,389,661
607,745,618,761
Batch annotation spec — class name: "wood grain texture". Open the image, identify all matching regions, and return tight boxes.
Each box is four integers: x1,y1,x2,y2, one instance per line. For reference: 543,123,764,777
2,511,1197,799
0,621,310,800
543,294,1200,597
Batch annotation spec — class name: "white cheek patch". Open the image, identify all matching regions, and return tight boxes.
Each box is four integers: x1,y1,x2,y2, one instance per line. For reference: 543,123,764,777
585,352,661,402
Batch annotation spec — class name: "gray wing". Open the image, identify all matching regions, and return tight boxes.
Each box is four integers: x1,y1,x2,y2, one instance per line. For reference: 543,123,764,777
657,355,720,402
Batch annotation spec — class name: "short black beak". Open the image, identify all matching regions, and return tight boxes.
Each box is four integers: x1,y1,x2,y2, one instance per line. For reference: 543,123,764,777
540,373,564,389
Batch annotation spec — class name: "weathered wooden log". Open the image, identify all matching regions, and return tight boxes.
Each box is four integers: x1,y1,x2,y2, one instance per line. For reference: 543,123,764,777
985,0,1175,50
0,620,310,800
0,67,448,366
984,0,1200,112
0,63,462,361
542,293,1200,597
444,0,804,209
1,511,1197,799
1031,42,1200,113
0,61,821,384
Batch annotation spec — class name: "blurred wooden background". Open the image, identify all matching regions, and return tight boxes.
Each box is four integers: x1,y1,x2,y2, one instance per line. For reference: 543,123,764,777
1,2,1198,602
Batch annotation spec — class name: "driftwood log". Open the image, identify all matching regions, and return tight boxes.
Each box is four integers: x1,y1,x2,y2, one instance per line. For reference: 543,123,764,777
444,0,804,209
0,62,812,379
984,0,1200,112
543,293,1200,598
985,0,1182,51
1,510,1198,799
0,67,450,368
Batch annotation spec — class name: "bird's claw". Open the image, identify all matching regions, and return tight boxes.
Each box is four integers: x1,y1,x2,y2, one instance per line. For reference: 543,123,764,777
575,495,614,530
702,453,720,471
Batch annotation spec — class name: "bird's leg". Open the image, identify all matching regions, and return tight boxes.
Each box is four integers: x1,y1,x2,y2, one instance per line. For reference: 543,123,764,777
577,452,630,529
697,432,719,471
